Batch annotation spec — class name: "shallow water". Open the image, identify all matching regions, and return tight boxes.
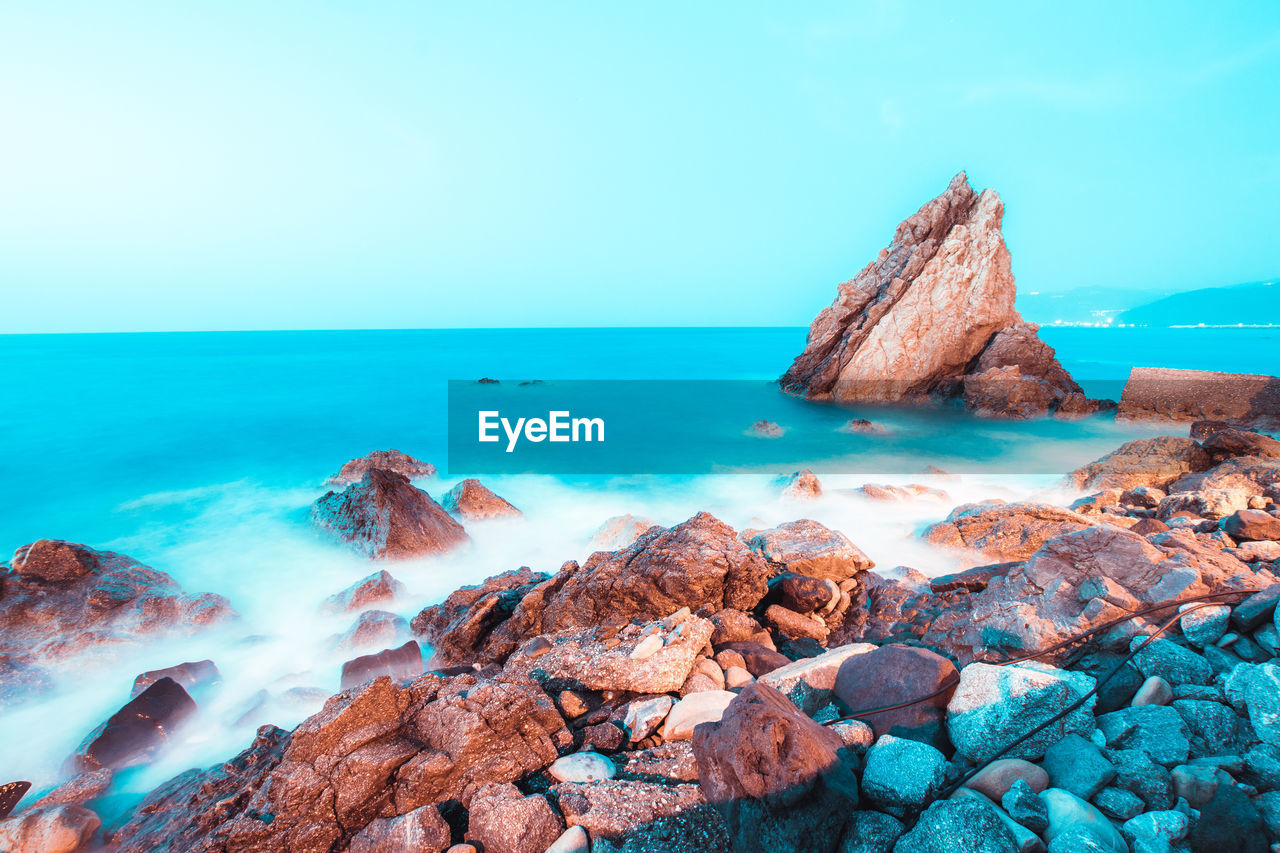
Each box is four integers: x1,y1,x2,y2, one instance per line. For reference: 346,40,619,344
1,325,1276,815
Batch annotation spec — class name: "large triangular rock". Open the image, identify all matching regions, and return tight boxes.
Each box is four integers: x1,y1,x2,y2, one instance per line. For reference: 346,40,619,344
781,172,1101,417
312,469,469,559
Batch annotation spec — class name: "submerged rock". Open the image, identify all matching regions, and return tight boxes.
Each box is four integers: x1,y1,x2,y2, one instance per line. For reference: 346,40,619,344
780,172,1092,417
327,449,437,486
70,677,197,773
311,469,469,559
778,469,823,499
590,515,657,550
131,660,220,698
322,570,405,614
440,478,521,520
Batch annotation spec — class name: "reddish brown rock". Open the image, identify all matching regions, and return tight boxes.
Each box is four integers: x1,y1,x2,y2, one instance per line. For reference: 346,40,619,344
411,568,550,667
714,642,791,678
440,479,521,520
923,501,1093,562
466,783,563,853
1201,428,1280,462
780,173,1093,417
348,804,450,853
1118,367,1280,427
131,660,220,698
743,519,873,581
855,483,950,502
70,677,196,773
311,470,469,560
763,604,828,644
1129,517,1171,537
590,515,657,550
1065,436,1212,492
778,469,823,499
833,645,957,750
0,782,30,819
692,683,858,853
322,570,405,614
553,780,727,851
340,641,423,690
0,803,100,853
0,542,233,706
337,610,410,653
1223,509,1280,542
928,562,1016,594
327,450,436,486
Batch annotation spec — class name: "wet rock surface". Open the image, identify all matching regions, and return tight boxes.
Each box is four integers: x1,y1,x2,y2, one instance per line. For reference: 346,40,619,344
312,469,470,559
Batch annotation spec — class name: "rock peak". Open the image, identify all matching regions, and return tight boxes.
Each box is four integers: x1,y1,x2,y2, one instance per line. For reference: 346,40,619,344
781,174,1102,418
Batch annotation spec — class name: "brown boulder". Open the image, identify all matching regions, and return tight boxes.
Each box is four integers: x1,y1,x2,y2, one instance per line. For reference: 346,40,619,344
340,641,423,690
1222,509,1280,542
775,573,837,613
1118,367,1280,426
322,570,405,614
692,683,859,853
743,519,873,581
466,783,563,853
1066,436,1212,491
0,803,100,853
1201,428,1280,462
327,450,436,486
311,470,469,559
70,677,197,774
833,645,957,750
923,501,1093,561
1169,455,1280,494
440,479,521,520
348,804,450,853
553,780,727,852
410,567,550,667
131,660,220,698
589,515,657,550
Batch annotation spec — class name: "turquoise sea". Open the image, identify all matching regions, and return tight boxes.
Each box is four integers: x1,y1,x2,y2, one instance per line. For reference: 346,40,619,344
1,324,1277,813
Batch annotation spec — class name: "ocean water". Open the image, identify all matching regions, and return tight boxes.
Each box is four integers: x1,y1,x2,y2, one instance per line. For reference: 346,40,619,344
1,325,1277,815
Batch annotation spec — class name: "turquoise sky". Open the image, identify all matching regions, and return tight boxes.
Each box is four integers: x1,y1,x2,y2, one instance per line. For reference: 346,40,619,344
3,1,1279,332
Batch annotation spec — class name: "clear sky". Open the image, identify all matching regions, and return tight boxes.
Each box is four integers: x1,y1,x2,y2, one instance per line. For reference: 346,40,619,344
2,1,1279,332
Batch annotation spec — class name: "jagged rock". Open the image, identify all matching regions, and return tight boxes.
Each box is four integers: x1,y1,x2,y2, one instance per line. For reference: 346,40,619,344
0,803,100,853
1040,788,1126,853
1170,454,1280,493
1093,787,1145,822
1223,508,1280,542
1201,427,1280,461
743,519,874,581
923,501,1094,562
833,644,956,749
590,515,657,550
553,780,727,852
337,610,410,652
1065,436,1212,492
778,470,823,499
1156,488,1250,520
465,782,563,853
327,450,436,486
111,674,570,852
323,570,405,614
348,804,450,853
33,769,112,808
1001,778,1048,833
440,479,521,520
0,541,233,703
411,567,549,667
1041,734,1116,800
1096,706,1191,767
860,734,945,817
893,798,1018,853
502,612,714,694
419,513,772,666
780,172,1089,418
1118,367,1280,429
947,662,1096,764
131,659,220,697
312,470,469,559
340,640,424,690
692,683,859,853
69,677,196,773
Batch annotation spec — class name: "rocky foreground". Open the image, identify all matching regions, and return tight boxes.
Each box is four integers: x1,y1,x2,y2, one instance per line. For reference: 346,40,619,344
2,430,1280,852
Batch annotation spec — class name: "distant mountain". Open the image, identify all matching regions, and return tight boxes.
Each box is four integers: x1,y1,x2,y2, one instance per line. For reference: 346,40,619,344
1120,280,1279,327
1016,279,1279,327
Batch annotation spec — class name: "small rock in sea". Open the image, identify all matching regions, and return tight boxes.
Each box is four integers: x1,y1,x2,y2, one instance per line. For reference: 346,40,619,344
660,690,736,742
589,514,657,550
311,469,469,559
1040,734,1117,801
339,640,423,690
860,734,946,817
1131,675,1173,707
544,825,590,853
548,752,616,783
336,609,410,652
1040,788,1127,853
622,696,674,743
749,420,784,438
130,659,221,698
348,805,450,853
1001,778,1048,833
838,418,889,435
69,677,197,773
1092,786,1145,821
893,798,1017,853
778,469,822,499
326,449,436,486
440,478,522,520
321,569,405,614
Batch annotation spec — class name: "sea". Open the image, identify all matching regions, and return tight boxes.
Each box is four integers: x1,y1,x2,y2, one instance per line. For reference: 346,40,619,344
1,325,1277,818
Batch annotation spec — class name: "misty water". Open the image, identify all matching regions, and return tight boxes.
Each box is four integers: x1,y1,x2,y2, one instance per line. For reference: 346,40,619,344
2,325,1278,819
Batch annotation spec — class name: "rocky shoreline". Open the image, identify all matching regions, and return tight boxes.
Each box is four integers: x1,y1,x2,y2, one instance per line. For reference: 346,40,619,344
0,425,1278,852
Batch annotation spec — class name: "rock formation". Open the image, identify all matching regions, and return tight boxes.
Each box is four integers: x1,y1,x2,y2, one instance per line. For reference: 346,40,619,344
440,478,522,520
1119,367,1280,430
311,469,469,559
780,172,1101,418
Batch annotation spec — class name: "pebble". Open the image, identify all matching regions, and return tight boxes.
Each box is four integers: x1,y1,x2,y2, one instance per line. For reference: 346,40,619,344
659,690,736,741
1131,676,1172,707
543,824,589,853
547,751,616,783
629,634,664,660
